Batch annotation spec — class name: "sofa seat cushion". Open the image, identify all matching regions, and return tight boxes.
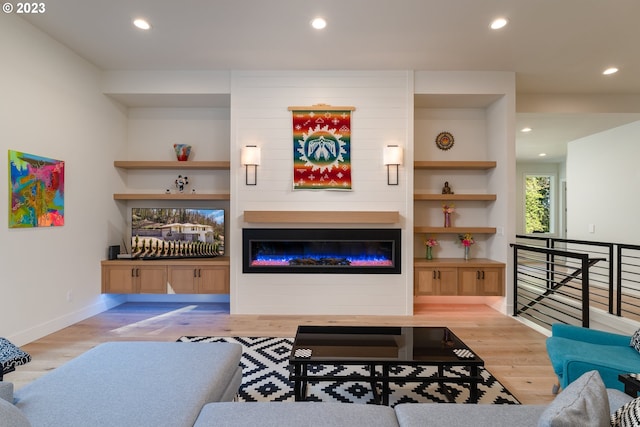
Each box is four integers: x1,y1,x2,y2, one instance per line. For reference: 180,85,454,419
394,402,547,427
14,342,242,427
194,402,400,427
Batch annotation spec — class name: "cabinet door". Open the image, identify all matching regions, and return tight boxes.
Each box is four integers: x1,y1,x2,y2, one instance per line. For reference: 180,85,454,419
168,266,198,293
198,266,229,294
458,268,480,296
437,268,458,295
137,265,167,294
102,264,136,293
415,268,438,295
478,268,503,296
415,267,458,295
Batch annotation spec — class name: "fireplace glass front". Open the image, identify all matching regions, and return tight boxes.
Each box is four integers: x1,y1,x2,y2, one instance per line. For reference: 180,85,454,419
243,228,401,274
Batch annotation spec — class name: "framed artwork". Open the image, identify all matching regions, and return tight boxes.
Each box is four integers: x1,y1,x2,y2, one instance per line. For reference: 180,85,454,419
8,150,65,228
289,104,355,190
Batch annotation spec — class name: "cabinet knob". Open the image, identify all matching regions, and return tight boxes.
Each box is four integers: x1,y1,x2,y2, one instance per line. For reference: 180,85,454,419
433,271,436,279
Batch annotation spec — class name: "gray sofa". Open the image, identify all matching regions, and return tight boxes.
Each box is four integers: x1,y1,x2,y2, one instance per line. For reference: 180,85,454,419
191,370,634,427
1,344,635,427
0,341,243,427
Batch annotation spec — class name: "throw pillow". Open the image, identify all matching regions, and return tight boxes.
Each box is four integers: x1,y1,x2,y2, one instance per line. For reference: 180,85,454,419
611,397,640,427
0,398,31,427
0,338,32,374
537,370,610,427
630,329,640,353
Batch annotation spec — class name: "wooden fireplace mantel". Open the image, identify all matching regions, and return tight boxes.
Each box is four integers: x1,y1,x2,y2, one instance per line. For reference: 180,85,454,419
243,210,400,224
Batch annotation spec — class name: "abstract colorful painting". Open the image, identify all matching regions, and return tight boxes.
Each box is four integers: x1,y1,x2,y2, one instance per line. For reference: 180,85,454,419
291,106,354,190
9,150,65,228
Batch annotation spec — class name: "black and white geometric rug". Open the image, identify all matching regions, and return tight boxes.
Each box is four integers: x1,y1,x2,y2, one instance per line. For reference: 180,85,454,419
178,336,520,406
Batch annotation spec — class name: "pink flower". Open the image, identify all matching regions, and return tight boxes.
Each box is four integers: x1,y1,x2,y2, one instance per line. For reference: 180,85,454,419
458,233,475,247
423,237,438,247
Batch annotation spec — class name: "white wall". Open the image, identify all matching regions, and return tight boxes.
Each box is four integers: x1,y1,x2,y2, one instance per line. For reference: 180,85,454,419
230,71,413,315
0,16,127,345
566,120,640,243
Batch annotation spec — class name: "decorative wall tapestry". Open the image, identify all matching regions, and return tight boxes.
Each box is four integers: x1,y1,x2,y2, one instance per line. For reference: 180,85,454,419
8,150,65,228
289,104,355,190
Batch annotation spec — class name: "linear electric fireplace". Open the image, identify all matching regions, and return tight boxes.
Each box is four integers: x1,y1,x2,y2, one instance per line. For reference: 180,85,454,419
243,228,401,274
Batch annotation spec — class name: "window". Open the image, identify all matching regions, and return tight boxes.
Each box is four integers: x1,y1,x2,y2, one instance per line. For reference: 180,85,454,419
525,174,554,234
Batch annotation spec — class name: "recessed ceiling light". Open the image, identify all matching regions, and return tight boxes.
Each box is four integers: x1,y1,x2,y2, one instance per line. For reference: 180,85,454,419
490,17,508,30
603,67,619,75
133,18,151,30
538,153,547,157
311,17,327,30
521,127,532,133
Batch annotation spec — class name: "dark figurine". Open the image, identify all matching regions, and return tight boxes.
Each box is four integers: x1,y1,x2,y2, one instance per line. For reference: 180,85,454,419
442,181,454,194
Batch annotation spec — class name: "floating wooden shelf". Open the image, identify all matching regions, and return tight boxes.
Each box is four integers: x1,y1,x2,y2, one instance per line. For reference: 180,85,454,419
114,161,230,170
414,161,496,170
414,194,496,201
414,226,496,234
244,210,400,224
113,193,231,201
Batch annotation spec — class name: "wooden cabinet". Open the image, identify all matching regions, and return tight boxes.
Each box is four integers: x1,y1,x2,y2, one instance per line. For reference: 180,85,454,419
101,258,229,294
414,258,504,296
168,264,229,294
102,263,167,294
458,267,504,296
415,266,458,295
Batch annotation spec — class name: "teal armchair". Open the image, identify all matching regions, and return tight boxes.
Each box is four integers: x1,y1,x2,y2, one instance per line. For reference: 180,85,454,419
546,323,640,392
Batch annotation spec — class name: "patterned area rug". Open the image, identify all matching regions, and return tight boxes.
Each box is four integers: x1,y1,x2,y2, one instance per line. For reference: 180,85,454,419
177,336,520,406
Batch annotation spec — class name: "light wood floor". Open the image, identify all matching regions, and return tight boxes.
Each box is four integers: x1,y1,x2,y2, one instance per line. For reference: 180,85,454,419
6,302,558,405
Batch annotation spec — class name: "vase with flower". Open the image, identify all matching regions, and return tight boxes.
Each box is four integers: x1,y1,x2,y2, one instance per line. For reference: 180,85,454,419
458,233,475,260
442,204,454,228
423,236,438,260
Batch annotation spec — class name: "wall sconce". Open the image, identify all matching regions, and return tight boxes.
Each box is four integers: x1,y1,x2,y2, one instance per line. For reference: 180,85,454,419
383,145,403,185
241,145,261,185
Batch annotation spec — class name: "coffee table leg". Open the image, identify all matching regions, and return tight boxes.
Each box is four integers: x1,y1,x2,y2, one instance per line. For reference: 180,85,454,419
368,364,381,404
293,363,307,401
469,365,479,403
382,365,390,406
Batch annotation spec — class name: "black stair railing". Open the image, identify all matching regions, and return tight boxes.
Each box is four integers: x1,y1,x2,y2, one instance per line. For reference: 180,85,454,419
513,237,640,328
511,243,592,327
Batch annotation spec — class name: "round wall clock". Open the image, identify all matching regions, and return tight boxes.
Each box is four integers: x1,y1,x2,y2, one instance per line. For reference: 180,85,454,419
435,131,454,151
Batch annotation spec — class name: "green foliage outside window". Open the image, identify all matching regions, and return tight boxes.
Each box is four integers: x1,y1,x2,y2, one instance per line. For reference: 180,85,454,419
525,175,551,234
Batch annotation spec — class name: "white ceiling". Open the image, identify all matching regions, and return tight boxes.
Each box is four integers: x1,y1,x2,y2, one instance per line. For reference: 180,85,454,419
18,0,640,162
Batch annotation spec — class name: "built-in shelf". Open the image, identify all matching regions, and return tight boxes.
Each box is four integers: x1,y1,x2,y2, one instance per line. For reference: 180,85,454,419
414,161,496,170
414,226,497,234
114,193,230,201
114,161,230,170
414,194,496,201
244,210,400,224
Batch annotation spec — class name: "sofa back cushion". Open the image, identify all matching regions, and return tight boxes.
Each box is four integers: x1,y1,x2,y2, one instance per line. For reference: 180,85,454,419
0,398,31,427
537,370,609,427
0,381,14,403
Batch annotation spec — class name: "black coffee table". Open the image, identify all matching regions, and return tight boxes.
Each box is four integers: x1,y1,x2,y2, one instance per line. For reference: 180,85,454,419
289,325,484,405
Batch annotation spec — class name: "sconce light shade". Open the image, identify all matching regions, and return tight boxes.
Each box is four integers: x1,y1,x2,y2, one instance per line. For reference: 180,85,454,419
383,145,403,185
241,145,261,185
